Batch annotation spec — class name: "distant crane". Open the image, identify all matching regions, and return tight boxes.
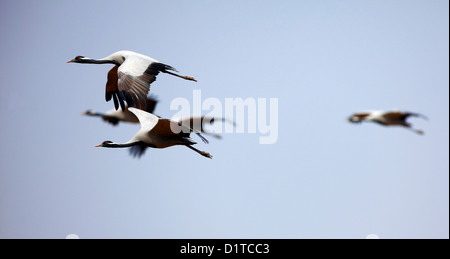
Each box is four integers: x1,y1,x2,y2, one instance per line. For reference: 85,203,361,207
348,110,427,135
82,97,235,138
82,97,158,126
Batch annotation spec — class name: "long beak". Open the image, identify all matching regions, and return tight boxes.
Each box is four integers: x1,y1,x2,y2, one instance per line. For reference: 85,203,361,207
66,60,73,63
94,144,102,147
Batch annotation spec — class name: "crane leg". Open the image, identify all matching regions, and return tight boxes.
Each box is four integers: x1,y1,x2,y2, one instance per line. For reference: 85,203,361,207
163,70,197,82
185,145,212,159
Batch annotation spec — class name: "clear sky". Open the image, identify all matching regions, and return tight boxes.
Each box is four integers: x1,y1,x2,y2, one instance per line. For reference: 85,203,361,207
0,0,448,239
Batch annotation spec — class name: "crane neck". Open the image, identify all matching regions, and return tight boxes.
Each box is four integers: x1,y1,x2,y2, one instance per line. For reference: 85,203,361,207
103,141,140,148
80,58,120,66
83,111,104,117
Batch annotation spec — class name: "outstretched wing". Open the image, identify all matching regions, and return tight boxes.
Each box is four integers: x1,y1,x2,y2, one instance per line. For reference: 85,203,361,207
128,107,159,133
179,116,235,132
383,111,428,122
404,112,428,120
149,119,190,137
129,108,208,144
179,116,208,132
383,111,410,121
382,111,427,128
117,55,175,111
152,119,209,145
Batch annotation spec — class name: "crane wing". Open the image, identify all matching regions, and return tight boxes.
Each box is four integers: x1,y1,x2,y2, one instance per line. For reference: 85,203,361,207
128,108,159,133
383,111,410,121
403,112,428,120
104,65,149,111
117,56,173,110
105,66,126,111
178,116,231,132
149,119,191,137
145,96,159,114
150,119,208,144
101,115,120,126
129,142,149,158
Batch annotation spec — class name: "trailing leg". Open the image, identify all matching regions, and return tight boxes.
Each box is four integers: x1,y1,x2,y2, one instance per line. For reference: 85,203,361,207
185,145,213,159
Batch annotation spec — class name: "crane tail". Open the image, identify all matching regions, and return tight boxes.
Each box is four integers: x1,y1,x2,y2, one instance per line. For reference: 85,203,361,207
195,132,209,144
153,62,197,82
152,62,178,72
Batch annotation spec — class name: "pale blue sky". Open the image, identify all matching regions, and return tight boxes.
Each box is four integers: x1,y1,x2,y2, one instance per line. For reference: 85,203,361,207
0,0,448,238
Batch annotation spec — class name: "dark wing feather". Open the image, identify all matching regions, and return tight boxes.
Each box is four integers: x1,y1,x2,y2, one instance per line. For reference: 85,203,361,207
404,112,428,120
105,66,118,102
105,66,130,111
152,119,209,144
145,96,159,113
181,116,219,132
111,92,120,110
117,63,166,111
101,116,120,126
129,142,149,158
149,119,190,138
383,111,409,122
105,66,122,110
